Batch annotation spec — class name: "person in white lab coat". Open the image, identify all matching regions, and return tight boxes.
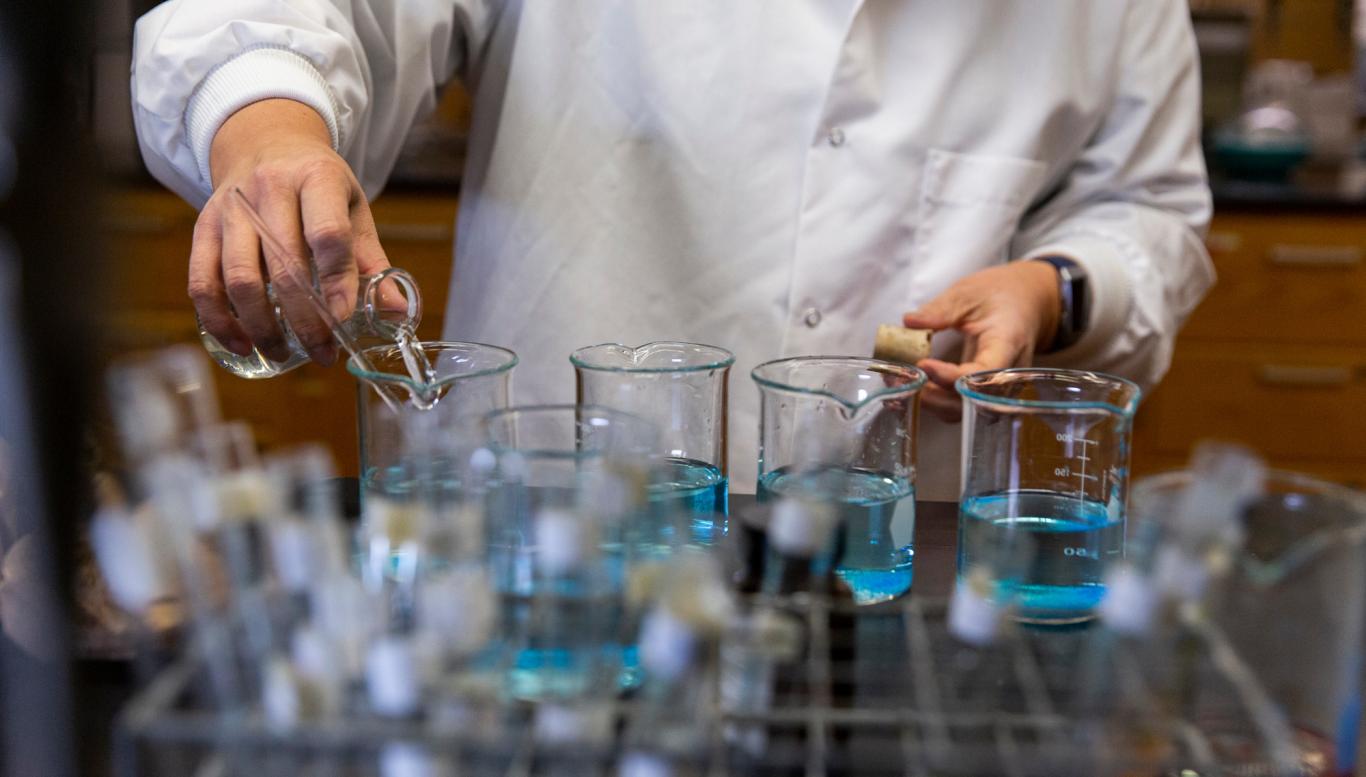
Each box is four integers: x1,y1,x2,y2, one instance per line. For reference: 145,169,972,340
131,1,1214,499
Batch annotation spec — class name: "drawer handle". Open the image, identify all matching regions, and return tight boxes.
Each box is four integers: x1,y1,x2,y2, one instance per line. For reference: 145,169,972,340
1205,231,1242,253
1256,364,1353,388
1268,244,1362,268
375,222,452,242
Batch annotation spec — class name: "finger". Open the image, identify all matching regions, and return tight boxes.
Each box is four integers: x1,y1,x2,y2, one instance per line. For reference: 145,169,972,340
221,206,291,363
259,182,336,366
348,201,405,313
957,328,1026,375
188,206,252,356
299,168,360,322
902,290,966,331
917,358,964,391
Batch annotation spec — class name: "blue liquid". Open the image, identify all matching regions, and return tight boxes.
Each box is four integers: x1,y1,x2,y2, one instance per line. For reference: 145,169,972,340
484,484,642,698
649,457,728,546
958,491,1123,623
497,578,632,700
757,467,916,605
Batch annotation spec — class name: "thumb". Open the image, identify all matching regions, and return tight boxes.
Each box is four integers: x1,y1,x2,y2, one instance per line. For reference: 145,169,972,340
903,288,966,331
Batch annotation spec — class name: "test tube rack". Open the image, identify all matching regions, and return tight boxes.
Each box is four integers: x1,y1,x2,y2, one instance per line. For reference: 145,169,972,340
114,595,1300,777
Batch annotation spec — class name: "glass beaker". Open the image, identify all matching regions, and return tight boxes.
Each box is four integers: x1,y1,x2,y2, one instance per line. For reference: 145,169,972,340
956,368,1141,624
481,404,660,700
751,356,926,605
203,267,422,379
1132,470,1366,776
348,341,516,505
571,341,734,545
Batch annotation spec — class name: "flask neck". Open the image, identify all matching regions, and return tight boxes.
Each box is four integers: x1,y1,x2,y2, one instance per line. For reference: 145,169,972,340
357,268,423,336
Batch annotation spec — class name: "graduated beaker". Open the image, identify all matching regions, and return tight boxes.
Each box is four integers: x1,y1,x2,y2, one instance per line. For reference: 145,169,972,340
1132,469,1366,776
751,356,926,605
571,341,733,545
956,368,1140,624
481,404,660,699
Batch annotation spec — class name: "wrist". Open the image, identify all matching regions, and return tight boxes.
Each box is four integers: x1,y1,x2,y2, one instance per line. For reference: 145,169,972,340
1016,259,1062,351
1029,255,1091,354
209,99,333,187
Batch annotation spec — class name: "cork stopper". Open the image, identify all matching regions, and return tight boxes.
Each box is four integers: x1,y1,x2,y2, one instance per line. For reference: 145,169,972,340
873,325,932,365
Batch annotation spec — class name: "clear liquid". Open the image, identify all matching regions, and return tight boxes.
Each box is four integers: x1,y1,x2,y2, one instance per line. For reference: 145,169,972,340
958,491,1123,623
200,325,309,379
648,457,727,546
756,466,916,605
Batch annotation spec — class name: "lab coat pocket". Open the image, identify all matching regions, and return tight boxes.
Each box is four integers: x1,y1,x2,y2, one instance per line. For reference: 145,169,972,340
911,148,1048,282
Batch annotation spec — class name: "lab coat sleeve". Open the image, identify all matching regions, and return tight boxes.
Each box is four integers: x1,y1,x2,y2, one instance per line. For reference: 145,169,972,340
131,0,495,208
1010,0,1214,392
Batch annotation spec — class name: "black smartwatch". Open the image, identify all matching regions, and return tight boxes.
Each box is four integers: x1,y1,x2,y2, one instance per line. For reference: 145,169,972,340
1031,255,1090,354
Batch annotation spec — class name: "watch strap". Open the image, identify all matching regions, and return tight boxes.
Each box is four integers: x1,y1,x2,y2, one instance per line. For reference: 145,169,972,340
1032,255,1090,354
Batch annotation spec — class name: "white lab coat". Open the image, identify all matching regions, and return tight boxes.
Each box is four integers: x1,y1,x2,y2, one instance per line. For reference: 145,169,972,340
132,0,1214,499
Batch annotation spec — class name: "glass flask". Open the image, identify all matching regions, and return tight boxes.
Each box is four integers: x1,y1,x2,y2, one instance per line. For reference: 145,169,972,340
1132,469,1366,777
956,368,1140,624
751,356,926,605
571,341,734,545
480,404,661,700
201,267,422,379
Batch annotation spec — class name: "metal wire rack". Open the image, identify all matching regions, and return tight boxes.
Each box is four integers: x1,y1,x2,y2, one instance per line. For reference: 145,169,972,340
114,590,1301,777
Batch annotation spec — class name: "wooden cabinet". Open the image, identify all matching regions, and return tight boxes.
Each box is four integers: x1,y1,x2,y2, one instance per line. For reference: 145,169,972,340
98,186,461,477
1132,209,1366,487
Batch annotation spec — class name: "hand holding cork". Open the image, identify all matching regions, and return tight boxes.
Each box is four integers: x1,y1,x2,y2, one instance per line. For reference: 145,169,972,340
873,324,932,366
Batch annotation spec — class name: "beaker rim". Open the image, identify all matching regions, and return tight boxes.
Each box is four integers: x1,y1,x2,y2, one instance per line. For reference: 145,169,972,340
570,341,735,373
1132,468,1366,581
345,340,518,392
1134,468,1366,516
955,367,1141,417
750,355,928,412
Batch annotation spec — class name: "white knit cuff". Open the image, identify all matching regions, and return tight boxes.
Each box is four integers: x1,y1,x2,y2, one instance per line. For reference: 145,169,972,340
1019,232,1138,357
184,46,341,189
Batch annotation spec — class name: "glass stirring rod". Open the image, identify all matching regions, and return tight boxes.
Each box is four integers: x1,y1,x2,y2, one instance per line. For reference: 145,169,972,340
229,187,403,412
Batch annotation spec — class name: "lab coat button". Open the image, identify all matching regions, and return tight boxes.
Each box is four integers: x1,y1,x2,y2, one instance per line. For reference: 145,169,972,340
803,308,822,328
827,127,846,147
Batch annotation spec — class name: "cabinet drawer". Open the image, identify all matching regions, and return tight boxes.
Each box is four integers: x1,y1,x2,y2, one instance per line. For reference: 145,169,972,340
1141,341,1366,461
1185,213,1366,344
102,191,199,312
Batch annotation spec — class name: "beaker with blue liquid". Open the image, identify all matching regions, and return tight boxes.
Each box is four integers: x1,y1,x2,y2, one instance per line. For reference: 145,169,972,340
481,404,662,700
751,357,926,605
956,368,1141,624
572,342,733,546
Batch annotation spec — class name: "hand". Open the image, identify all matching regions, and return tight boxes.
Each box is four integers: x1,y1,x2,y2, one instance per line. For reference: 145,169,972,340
902,261,1061,422
190,98,391,366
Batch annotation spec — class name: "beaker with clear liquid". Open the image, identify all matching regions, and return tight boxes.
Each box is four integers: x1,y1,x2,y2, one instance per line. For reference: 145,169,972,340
751,356,926,605
956,368,1140,624
201,267,422,378
347,341,516,518
480,404,660,700
571,341,733,546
